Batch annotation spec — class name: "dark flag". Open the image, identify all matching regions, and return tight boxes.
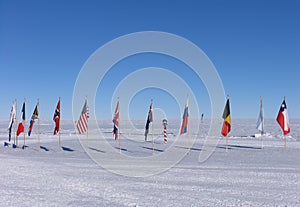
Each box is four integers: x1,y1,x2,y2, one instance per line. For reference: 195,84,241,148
144,101,153,141
221,98,231,137
28,104,39,136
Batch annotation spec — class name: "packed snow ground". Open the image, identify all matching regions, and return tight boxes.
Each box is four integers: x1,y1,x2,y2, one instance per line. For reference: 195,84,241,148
0,119,299,206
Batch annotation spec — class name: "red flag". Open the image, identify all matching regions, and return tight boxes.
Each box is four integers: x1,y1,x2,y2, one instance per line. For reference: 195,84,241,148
53,99,60,135
16,123,24,136
16,101,25,136
276,99,290,135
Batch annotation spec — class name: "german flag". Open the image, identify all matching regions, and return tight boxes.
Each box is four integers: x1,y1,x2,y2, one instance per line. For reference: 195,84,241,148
221,99,231,136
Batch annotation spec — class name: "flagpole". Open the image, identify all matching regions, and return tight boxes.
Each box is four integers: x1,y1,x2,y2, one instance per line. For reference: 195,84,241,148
187,95,190,154
16,99,19,148
151,99,154,155
14,99,18,146
118,97,121,154
283,96,286,151
152,120,154,155
86,96,89,146
260,96,264,149
284,135,286,151
38,99,40,152
226,95,229,153
9,99,17,144
23,97,26,149
225,136,228,152
58,97,61,150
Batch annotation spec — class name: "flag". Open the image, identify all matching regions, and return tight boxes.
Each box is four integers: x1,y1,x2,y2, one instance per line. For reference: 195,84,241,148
180,99,189,135
221,99,231,137
276,99,290,135
16,101,25,136
256,97,264,133
28,103,39,136
53,99,60,135
144,101,153,140
77,99,89,134
112,99,119,140
8,101,16,142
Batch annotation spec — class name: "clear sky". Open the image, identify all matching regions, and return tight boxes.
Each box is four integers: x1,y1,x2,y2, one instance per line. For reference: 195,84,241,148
0,0,299,120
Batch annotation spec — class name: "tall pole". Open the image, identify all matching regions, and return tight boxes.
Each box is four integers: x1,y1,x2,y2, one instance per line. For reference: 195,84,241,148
14,99,17,147
187,95,190,154
151,99,154,155
86,96,89,146
16,99,22,147
225,95,229,153
38,99,40,152
284,96,286,151
58,97,61,150
118,97,121,154
260,96,264,149
226,136,228,152
23,97,26,149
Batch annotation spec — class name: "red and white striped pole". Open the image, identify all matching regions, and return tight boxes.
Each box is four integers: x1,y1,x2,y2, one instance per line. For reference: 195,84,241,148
163,119,168,144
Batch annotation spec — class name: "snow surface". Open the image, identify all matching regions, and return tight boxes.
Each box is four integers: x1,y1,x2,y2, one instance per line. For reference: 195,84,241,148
0,119,299,206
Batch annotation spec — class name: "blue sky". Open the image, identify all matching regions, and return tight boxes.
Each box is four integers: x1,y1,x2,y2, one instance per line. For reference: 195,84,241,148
0,0,299,120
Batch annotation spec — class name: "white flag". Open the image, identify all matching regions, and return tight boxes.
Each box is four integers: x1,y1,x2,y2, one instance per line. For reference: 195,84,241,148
8,101,17,141
256,97,264,133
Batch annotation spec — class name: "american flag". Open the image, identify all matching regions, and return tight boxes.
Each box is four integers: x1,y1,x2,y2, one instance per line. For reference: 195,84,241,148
77,98,89,134
112,99,119,139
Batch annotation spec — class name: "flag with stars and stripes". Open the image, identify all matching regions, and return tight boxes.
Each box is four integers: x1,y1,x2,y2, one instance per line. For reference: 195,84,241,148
77,98,89,134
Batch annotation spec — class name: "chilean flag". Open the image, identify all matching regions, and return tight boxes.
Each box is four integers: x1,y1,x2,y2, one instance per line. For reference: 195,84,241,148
276,99,290,135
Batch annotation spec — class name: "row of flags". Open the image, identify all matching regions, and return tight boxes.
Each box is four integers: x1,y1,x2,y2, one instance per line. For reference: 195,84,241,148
110,96,291,144
7,99,60,147
256,97,290,136
8,100,40,140
6,96,291,150
221,97,290,138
